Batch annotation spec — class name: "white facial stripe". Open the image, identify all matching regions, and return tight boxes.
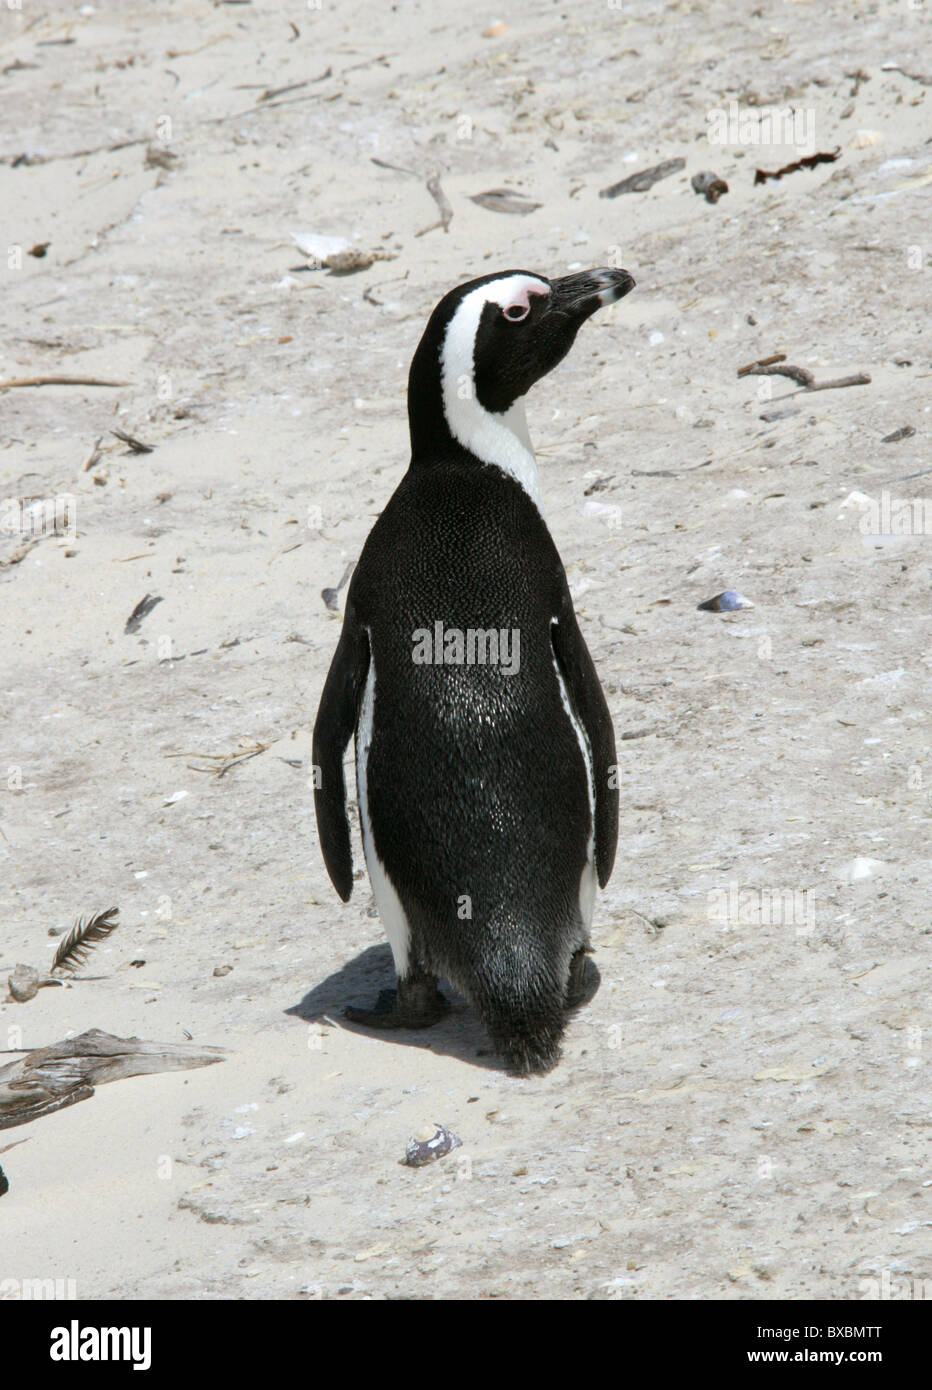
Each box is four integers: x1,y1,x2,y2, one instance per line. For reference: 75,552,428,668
482,274,550,312
500,280,549,315
440,275,550,511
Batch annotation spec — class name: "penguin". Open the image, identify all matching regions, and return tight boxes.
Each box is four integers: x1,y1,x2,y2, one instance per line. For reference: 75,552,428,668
312,266,635,1074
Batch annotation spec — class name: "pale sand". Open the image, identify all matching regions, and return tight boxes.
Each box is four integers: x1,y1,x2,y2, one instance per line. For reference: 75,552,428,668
1,1,929,1299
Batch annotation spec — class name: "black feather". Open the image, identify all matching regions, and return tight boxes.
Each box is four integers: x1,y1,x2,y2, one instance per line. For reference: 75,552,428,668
51,907,120,975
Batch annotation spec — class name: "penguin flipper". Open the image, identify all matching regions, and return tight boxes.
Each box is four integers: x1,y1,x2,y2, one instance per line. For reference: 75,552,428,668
312,602,370,902
551,593,619,888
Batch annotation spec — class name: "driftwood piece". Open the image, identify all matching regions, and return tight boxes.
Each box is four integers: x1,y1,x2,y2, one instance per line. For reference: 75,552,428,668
600,158,685,198
0,1029,225,1130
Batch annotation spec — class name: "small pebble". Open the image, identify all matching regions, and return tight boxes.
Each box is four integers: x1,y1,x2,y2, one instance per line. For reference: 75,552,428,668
8,964,39,1002
839,857,886,883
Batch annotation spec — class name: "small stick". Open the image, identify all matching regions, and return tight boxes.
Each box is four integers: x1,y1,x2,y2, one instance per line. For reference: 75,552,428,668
321,561,355,611
216,743,271,778
0,540,39,569
341,53,390,76
0,376,128,390
111,428,154,453
371,156,419,177
740,363,871,392
204,90,328,124
260,80,309,102
8,138,150,167
880,64,932,86
81,435,103,471
416,175,453,237
166,35,233,59
876,466,932,486
172,741,272,778
749,363,815,387
806,373,871,392
737,353,786,377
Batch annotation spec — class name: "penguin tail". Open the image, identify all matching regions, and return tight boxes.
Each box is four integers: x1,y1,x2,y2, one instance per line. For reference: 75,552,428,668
472,962,569,1076
496,1023,564,1077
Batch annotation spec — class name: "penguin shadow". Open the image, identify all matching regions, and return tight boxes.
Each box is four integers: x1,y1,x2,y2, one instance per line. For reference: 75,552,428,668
286,945,601,1073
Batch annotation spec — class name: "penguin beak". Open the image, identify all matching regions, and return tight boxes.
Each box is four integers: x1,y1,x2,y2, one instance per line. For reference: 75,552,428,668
549,267,636,319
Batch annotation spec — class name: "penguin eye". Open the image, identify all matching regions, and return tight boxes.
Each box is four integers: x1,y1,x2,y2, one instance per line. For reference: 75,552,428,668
503,303,529,322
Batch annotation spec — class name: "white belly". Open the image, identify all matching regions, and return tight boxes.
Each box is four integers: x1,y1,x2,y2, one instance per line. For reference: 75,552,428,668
356,646,412,977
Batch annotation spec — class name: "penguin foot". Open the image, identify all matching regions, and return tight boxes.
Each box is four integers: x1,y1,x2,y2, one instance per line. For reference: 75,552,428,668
344,972,450,1031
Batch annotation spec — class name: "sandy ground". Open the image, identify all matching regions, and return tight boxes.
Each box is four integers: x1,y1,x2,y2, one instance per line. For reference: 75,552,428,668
1,0,930,1301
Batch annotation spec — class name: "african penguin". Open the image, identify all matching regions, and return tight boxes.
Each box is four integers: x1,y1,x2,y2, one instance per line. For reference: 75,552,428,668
313,267,635,1074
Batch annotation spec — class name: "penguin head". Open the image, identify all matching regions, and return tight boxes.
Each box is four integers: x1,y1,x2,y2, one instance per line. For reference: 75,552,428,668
408,268,635,474
468,268,635,411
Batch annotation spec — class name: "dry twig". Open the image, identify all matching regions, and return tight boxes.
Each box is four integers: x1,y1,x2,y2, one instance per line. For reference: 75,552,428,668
0,376,128,390
739,362,871,392
111,428,154,453
416,176,454,236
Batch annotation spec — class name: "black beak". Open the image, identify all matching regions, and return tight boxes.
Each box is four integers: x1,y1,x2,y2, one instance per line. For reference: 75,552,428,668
549,267,636,317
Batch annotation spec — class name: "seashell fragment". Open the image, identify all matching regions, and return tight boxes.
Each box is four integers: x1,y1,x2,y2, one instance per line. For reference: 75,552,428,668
838,857,886,883
404,1123,462,1167
291,235,394,275
697,590,755,612
850,130,883,149
469,188,541,215
292,233,351,263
